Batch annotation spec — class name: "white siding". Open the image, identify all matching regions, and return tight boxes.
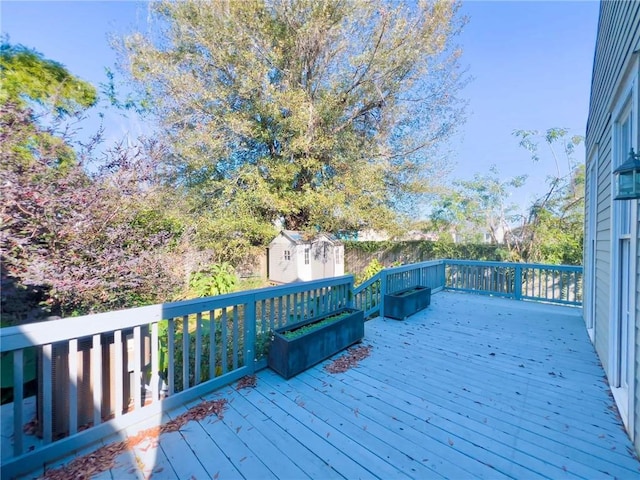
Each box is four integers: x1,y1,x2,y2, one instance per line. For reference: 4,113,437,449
636,211,640,445
268,236,298,284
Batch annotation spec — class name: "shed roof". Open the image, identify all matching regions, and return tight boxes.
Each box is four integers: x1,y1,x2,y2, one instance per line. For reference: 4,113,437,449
276,230,343,246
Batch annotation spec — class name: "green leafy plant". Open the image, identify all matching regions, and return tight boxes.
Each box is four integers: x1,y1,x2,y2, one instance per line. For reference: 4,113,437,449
356,258,384,286
188,263,237,298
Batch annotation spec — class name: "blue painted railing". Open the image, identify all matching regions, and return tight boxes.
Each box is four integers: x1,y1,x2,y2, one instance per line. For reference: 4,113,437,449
444,260,583,306
0,275,353,478
354,259,582,318
1,259,582,478
353,260,446,318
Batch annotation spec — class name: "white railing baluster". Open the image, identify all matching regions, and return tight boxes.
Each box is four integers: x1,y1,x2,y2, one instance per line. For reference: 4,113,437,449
92,334,102,427
12,348,24,456
151,322,159,402
68,338,78,435
42,343,53,442
114,330,123,417
133,326,142,408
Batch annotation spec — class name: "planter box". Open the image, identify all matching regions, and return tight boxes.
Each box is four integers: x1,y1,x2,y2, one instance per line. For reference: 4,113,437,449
268,307,364,379
384,286,431,320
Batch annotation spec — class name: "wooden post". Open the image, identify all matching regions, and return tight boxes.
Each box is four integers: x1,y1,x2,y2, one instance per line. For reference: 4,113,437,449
245,299,256,374
380,271,387,318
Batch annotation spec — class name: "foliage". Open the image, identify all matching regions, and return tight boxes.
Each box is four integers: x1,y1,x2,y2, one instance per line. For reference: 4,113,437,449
425,127,584,266
356,258,384,285
345,240,511,276
0,40,97,116
187,263,237,298
119,0,467,245
510,128,584,265
0,42,184,321
430,165,526,246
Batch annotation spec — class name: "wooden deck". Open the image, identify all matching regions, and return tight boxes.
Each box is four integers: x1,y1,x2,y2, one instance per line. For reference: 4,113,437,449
26,292,640,479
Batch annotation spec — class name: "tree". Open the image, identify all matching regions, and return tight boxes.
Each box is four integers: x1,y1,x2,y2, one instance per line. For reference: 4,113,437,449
429,128,584,265
119,0,466,245
430,166,526,246
1,41,97,116
0,42,184,322
511,128,584,264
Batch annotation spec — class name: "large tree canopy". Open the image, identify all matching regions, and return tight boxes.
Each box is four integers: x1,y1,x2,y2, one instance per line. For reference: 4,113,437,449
121,0,466,238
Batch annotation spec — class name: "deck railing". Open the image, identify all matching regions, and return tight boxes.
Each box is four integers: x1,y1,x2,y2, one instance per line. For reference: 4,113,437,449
444,260,583,305
353,260,446,318
0,275,353,479
1,259,582,478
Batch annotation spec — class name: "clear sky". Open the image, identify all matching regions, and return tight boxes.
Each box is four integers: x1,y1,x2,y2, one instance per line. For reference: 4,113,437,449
1,0,600,213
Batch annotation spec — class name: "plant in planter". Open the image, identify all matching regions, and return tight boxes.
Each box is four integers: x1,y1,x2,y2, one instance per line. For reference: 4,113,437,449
268,307,364,379
384,286,431,320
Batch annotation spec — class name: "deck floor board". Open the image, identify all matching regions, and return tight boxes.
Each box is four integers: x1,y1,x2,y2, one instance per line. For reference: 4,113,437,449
34,291,640,480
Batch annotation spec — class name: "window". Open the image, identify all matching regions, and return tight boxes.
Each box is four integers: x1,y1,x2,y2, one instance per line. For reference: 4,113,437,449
335,247,342,264
284,250,291,261
304,248,309,265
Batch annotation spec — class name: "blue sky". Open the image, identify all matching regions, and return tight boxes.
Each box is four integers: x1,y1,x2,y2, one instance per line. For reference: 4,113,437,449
1,0,599,213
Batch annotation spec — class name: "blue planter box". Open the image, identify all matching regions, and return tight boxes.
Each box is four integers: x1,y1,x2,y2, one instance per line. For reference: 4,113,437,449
268,307,364,379
384,286,431,320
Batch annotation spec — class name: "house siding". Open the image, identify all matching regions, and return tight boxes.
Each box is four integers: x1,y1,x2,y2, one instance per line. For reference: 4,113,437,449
636,215,640,444
585,0,640,453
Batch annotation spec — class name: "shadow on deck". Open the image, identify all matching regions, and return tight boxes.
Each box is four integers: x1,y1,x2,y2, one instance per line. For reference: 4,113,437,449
28,292,640,479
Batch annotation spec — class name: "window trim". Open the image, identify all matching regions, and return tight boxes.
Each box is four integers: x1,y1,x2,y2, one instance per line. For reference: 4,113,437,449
608,55,638,438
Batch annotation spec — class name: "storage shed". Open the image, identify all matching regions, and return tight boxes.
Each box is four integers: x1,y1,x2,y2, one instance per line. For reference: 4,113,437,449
268,230,344,284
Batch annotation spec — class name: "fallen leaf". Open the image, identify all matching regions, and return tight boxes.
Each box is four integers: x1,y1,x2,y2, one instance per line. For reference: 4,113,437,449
40,399,227,480
325,345,372,374
236,375,257,390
